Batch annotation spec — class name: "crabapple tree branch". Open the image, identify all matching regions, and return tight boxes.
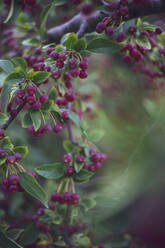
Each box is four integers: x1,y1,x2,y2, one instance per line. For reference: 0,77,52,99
48,0,165,43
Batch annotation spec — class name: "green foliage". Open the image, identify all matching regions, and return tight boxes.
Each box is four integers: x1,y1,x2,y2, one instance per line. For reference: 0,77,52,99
13,146,29,158
35,163,65,179
30,110,42,131
74,169,94,183
19,172,48,208
87,38,122,53
32,71,51,84
0,60,14,74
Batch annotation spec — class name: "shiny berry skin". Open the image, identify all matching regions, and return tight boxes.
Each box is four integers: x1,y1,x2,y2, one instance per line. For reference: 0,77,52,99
52,70,61,80
9,174,19,184
58,53,67,61
96,22,106,33
16,89,25,98
71,193,80,205
83,161,89,169
51,192,60,202
155,27,163,35
50,51,59,60
39,94,48,104
123,55,132,63
27,95,36,104
54,122,64,133
91,153,101,162
89,148,97,156
70,68,80,77
64,91,76,102
64,73,72,82
0,129,5,139
115,32,126,42
32,101,41,110
68,59,77,69
43,124,52,133
35,47,42,55
105,27,114,36
56,60,64,69
63,153,72,164
27,85,36,96
100,153,107,161
7,155,16,164
0,148,6,157
14,153,22,161
47,47,54,55
79,70,88,79
62,111,69,119
76,154,85,163
79,59,88,70
65,166,75,177
63,192,72,204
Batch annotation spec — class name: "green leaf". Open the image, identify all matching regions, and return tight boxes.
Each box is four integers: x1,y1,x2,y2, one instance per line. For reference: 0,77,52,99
35,163,64,179
0,230,23,248
41,100,53,113
19,172,48,208
13,146,29,159
88,128,104,142
74,38,87,51
74,161,84,173
0,60,14,74
21,112,33,128
4,0,14,23
22,38,41,47
1,136,13,150
87,38,122,53
33,71,51,84
30,110,42,131
0,155,7,166
48,87,57,100
40,3,53,31
20,223,39,245
63,140,74,153
6,229,24,241
17,12,33,30
54,240,66,246
141,22,156,31
12,58,27,74
4,72,24,85
74,169,94,183
63,33,78,49
81,197,96,211
0,113,9,126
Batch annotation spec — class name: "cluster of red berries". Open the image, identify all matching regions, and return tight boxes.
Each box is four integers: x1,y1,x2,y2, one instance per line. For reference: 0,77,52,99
63,148,107,177
1,171,36,193
59,222,88,236
96,0,129,42
50,192,80,205
1,174,23,193
27,124,52,137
